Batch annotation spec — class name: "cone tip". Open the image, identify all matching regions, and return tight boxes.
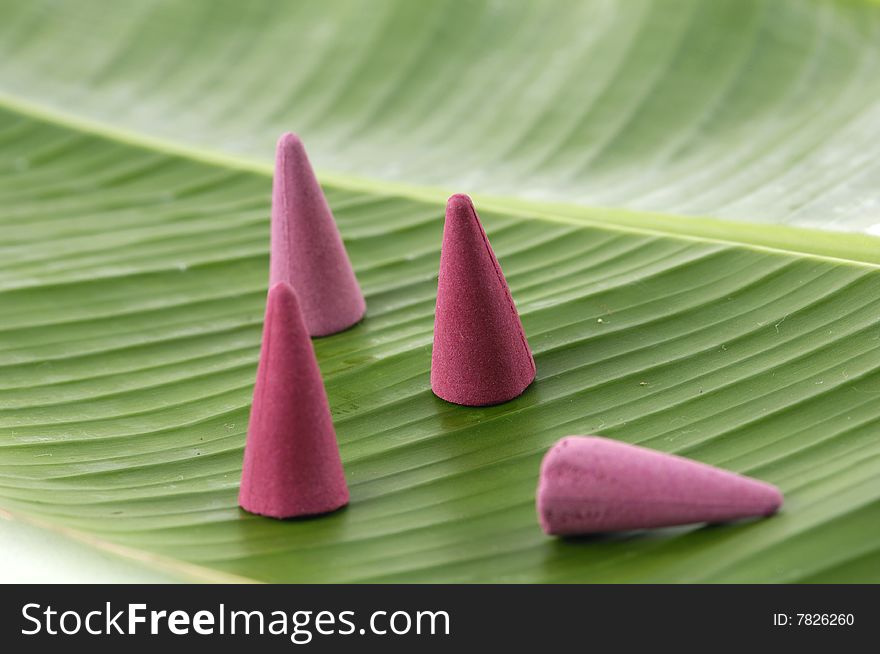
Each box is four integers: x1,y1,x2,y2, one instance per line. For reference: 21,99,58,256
444,193,480,231
269,279,291,291
268,279,296,298
266,280,302,316
276,132,306,159
446,193,474,213
760,483,784,515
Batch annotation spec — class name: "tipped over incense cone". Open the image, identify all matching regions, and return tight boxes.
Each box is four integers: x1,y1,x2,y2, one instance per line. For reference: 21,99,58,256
430,194,536,406
239,282,349,519
270,132,366,337
537,436,782,535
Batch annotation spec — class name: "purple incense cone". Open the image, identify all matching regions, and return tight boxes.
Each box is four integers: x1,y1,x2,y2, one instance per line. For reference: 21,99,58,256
239,282,349,519
270,133,366,337
537,436,783,535
431,194,536,406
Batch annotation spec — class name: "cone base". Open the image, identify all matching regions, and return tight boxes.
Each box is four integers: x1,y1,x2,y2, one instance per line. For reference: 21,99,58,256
307,299,366,338
431,370,535,407
239,494,349,521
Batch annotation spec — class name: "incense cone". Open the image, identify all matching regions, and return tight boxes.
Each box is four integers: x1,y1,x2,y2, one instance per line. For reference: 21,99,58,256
239,282,349,519
537,436,783,535
431,194,536,406
270,132,366,337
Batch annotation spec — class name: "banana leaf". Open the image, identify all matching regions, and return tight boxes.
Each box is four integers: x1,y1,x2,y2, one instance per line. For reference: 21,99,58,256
0,0,878,582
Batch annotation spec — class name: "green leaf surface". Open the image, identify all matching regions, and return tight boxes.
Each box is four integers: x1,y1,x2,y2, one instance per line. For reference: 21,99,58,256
0,0,879,583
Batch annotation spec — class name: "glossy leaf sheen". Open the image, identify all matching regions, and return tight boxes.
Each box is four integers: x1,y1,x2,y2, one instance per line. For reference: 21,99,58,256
3,0,880,231
0,0,879,582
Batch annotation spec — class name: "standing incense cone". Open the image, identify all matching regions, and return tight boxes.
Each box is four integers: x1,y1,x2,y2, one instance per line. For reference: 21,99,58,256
239,282,349,519
270,132,366,337
431,194,536,406
537,436,783,535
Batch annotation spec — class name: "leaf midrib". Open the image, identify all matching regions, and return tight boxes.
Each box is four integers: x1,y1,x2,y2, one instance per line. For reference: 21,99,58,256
2,89,878,270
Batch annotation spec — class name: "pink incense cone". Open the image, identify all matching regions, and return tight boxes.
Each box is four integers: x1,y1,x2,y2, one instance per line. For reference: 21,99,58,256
270,132,366,337
537,436,783,535
431,194,536,406
239,281,349,519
